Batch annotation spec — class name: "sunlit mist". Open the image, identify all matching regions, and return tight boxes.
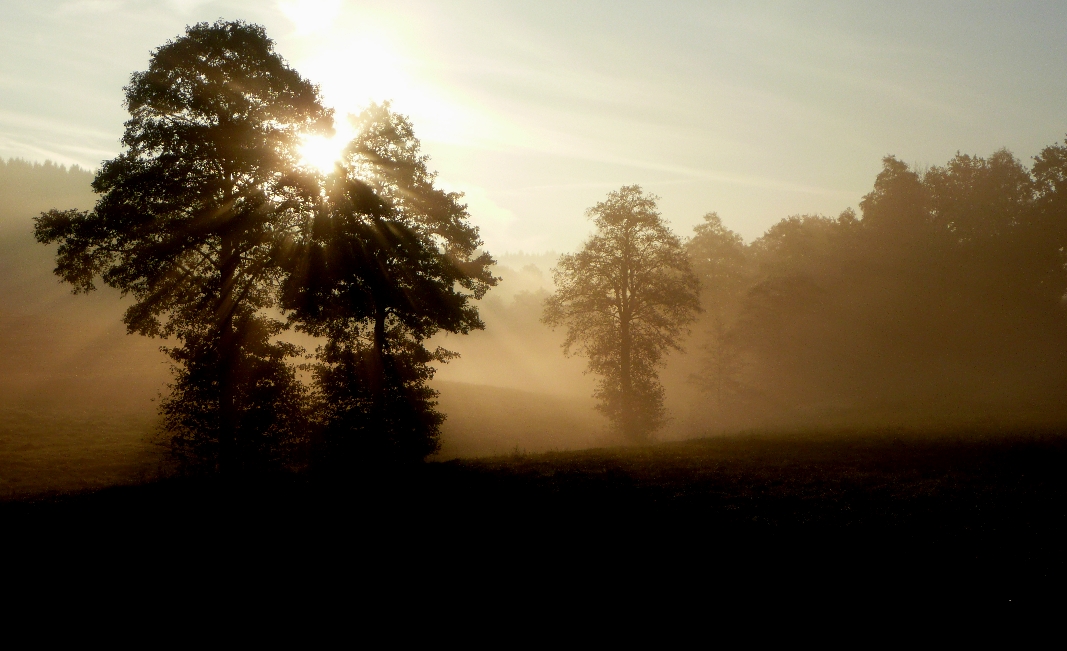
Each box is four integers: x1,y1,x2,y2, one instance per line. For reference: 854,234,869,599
5,8,1067,585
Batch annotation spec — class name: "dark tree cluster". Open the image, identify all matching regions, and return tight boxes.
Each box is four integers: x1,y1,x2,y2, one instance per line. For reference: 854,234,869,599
34,21,494,474
686,145,1067,430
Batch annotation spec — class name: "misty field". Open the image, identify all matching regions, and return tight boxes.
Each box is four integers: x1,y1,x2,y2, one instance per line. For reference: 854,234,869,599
0,379,610,499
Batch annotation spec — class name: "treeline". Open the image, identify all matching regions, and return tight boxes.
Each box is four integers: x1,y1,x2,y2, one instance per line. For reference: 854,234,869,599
0,159,93,230
685,145,1067,430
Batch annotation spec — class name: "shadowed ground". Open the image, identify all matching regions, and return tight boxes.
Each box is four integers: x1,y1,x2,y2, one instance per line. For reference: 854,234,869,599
5,429,1065,593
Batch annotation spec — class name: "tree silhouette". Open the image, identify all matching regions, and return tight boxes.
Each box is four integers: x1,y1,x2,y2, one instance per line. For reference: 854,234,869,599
33,21,332,473
543,186,699,441
283,104,496,465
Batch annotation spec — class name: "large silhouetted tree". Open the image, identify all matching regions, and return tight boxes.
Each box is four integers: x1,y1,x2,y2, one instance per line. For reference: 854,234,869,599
283,104,496,465
543,186,699,441
34,21,332,472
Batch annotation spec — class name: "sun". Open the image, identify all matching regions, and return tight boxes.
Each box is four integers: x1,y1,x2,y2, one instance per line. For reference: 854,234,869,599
299,134,347,174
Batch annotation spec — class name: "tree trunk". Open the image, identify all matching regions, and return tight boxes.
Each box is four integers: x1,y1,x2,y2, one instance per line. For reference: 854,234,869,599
619,228,636,441
371,303,387,408
217,205,240,475
620,309,633,440
212,172,240,473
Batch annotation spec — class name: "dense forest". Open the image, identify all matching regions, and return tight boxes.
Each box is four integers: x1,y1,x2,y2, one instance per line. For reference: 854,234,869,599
680,146,1067,432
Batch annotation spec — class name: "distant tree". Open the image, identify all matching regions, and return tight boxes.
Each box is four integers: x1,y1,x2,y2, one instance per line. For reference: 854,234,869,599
925,149,1034,243
283,104,496,465
1032,138,1067,294
732,211,859,417
686,212,748,413
543,186,699,441
34,21,332,473
1033,139,1067,202
858,156,930,240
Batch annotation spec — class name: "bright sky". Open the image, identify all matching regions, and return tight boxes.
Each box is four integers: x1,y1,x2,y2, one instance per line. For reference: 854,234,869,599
2,1,1066,253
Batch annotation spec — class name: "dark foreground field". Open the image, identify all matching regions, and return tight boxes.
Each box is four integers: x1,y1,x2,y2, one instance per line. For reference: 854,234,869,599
5,429,1066,596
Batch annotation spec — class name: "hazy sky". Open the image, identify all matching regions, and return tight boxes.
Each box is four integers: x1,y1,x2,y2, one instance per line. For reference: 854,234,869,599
2,1,1065,253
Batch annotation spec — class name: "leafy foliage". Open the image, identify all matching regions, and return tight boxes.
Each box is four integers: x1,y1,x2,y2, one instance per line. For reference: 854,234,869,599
312,328,449,467
163,315,310,471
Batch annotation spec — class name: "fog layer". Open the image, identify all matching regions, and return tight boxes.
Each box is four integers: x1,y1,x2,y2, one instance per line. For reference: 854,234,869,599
5,143,1067,492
